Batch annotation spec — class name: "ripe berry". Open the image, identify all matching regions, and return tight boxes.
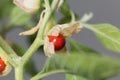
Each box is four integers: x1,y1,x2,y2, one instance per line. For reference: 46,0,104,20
0,58,6,73
49,34,66,51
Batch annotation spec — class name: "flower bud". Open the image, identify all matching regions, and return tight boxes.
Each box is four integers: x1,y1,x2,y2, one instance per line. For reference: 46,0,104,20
13,0,40,14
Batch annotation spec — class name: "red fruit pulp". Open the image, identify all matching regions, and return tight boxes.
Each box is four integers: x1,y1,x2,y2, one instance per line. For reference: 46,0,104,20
49,34,66,51
0,58,6,73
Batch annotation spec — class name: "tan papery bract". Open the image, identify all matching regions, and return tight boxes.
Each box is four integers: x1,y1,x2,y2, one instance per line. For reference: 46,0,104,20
19,26,39,36
44,37,55,57
48,26,61,36
19,20,41,35
61,22,82,36
13,0,40,14
48,22,82,37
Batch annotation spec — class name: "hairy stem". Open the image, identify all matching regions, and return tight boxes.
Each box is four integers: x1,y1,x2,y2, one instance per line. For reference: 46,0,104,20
15,66,24,80
15,0,60,80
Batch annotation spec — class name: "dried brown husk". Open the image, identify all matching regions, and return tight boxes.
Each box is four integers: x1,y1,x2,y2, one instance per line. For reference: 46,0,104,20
19,10,43,36
44,37,55,57
48,22,83,37
19,26,39,36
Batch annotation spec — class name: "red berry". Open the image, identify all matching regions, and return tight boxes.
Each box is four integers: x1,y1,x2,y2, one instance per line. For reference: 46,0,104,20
0,58,6,73
49,34,66,51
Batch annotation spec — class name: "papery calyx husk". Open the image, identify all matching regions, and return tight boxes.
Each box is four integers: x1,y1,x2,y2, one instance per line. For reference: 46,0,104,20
44,21,82,57
19,10,45,36
48,21,82,37
0,60,12,77
13,0,40,14
44,37,55,57
44,37,68,57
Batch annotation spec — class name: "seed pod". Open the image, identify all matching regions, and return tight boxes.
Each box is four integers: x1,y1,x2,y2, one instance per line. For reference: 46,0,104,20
13,0,41,14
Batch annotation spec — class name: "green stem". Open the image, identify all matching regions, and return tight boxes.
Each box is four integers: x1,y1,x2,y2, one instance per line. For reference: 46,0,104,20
15,40,44,80
15,0,60,80
22,0,59,66
21,39,44,65
37,0,59,39
0,36,19,62
70,10,76,23
15,66,24,80
44,0,51,11
31,70,66,80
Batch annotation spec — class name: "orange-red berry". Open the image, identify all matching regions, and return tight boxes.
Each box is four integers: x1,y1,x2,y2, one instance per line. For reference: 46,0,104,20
0,58,6,73
49,34,66,51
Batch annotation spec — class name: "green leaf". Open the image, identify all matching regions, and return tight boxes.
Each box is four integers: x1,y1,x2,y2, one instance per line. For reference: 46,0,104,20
68,38,98,54
12,43,37,76
66,74,106,80
10,7,31,25
32,54,120,80
66,74,88,80
83,23,120,53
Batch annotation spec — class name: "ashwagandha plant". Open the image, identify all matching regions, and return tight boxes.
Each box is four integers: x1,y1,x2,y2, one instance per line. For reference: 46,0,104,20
1,0,120,80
